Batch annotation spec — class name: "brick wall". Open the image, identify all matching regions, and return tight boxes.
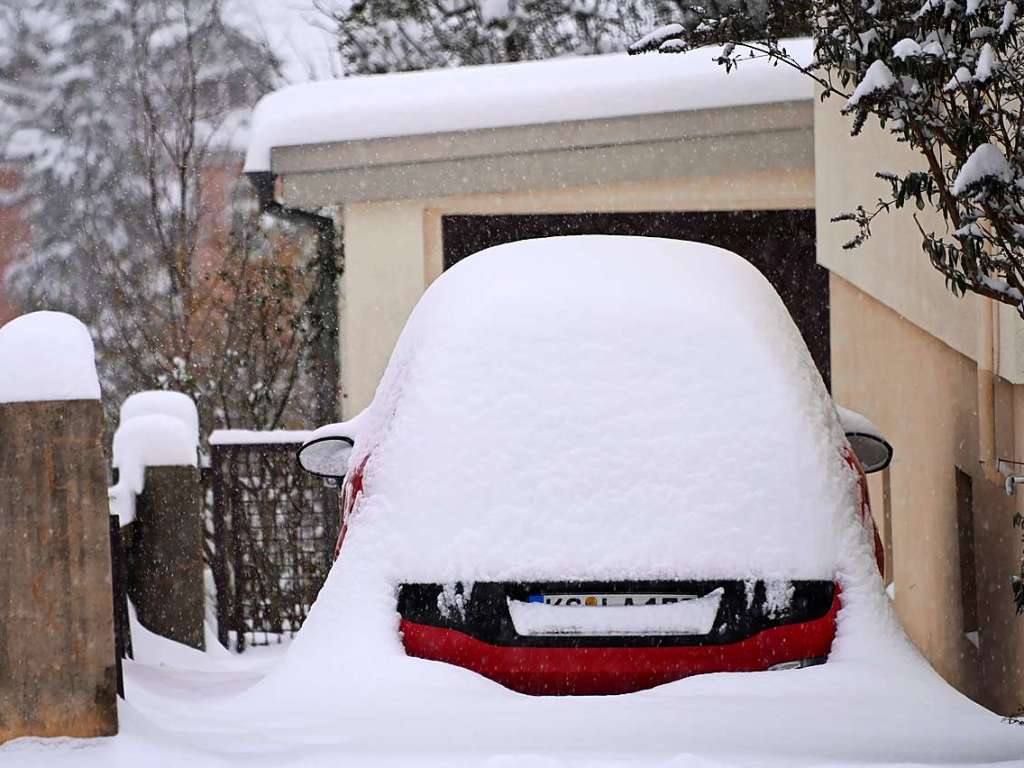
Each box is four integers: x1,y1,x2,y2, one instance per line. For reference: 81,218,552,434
0,159,245,327
0,165,28,324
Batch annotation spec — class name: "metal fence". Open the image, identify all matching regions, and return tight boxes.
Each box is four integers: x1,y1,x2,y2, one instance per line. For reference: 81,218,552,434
208,439,338,652
109,514,132,698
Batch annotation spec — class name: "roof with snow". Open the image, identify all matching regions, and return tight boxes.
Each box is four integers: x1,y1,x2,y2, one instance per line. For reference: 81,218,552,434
244,39,814,173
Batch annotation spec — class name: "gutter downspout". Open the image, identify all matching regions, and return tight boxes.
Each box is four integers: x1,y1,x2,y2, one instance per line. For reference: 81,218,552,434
247,171,341,427
979,295,1002,484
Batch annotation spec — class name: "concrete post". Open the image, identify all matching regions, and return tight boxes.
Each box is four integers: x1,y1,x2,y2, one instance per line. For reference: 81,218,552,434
0,399,118,742
125,465,205,650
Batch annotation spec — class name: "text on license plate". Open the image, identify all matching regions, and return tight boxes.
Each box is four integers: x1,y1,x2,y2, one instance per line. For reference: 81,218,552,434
528,593,697,607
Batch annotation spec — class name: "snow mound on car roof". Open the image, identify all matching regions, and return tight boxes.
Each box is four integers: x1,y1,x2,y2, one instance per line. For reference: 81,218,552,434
349,235,849,583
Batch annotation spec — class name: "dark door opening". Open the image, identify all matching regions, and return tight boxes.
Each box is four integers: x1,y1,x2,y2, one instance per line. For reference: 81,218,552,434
441,211,828,387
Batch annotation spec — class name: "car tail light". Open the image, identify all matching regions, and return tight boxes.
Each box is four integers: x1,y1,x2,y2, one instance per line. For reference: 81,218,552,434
843,447,884,574
334,455,369,559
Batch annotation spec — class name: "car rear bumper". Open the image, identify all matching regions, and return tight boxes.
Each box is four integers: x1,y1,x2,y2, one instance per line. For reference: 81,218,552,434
398,581,839,695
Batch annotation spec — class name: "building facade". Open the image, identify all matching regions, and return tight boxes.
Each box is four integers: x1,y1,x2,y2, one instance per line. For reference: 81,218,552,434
816,94,1024,715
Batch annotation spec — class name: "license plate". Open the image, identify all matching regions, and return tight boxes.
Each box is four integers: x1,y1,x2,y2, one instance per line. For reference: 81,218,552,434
528,593,697,607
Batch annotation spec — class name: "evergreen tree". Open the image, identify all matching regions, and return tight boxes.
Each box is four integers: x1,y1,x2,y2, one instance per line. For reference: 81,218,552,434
320,0,655,73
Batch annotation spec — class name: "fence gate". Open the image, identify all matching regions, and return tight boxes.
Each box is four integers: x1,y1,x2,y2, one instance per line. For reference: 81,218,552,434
208,438,338,652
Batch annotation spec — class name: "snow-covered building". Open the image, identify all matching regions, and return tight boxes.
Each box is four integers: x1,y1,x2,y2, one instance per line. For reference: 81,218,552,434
243,41,821,413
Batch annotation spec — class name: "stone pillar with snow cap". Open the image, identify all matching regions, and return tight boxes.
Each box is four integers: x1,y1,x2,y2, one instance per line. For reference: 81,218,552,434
0,311,118,742
112,392,204,650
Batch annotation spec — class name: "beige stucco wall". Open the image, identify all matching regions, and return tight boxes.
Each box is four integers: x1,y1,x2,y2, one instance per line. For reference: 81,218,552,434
818,95,1024,714
341,166,814,414
340,201,429,417
831,275,1024,713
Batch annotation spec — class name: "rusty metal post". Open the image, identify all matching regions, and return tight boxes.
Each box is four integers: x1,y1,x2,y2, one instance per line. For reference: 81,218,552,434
0,399,119,741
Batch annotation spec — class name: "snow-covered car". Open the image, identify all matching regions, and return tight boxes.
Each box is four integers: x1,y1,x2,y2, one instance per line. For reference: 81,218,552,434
298,235,892,696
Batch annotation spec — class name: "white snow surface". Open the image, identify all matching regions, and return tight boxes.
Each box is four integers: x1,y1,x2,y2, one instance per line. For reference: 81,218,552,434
244,38,814,172
953,142,1015,195
236,237,1024,765
112,414,197,486
846,59,896,107
835,405,886,443
975,42,999,81
305,416,365,442
4,238,1024,766
892,37,923,59
120,390,199,445
208,428,313,445
0,311,100,403
109,392,199,523
336,236,846,583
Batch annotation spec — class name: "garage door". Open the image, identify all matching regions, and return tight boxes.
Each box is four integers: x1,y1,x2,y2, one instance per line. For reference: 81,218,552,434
441,211,827,387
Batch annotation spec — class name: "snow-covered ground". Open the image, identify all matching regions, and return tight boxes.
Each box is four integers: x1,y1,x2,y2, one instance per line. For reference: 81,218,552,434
2,597,1022,768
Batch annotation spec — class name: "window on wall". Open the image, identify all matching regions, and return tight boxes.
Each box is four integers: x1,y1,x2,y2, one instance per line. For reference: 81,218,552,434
440,211,828,388
956,468,979,638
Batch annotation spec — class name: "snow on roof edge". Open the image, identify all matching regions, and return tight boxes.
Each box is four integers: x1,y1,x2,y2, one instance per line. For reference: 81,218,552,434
244,39,814,173
209,429,313,446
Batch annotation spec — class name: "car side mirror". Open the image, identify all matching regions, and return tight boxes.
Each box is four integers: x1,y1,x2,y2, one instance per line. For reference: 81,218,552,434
836,406,893,474
297,435,354,479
